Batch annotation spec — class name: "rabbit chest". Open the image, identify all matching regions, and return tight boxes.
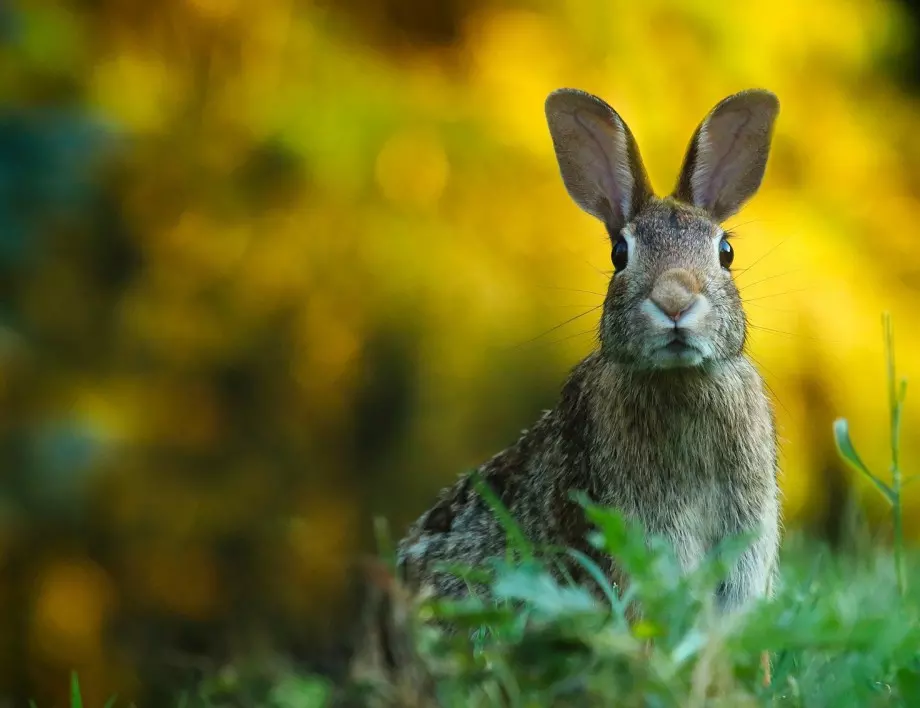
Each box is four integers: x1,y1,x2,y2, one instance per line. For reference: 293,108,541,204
585,361,777,572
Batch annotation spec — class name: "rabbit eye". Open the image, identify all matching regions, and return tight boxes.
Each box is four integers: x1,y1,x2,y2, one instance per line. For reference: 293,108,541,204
718,238,734,269
611,237,629,271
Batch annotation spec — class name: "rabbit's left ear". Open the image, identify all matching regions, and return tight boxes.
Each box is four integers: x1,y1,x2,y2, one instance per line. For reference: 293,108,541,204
545,88,653,236
673,90,779,222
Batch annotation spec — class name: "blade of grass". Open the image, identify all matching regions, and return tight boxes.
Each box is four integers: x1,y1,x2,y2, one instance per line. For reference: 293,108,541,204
373,515,396,569
883,312,907,596
565,548,621,613
70,672,83,708
471,471,534,562
832,418,895,504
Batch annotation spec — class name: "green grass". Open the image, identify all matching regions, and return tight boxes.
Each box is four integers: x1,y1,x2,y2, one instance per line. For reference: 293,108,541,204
181,518,920,708
835,312,914,596
31,673,119,708
48,315,920,707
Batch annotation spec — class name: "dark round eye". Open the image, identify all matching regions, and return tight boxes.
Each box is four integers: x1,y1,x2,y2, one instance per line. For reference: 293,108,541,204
718,238,734,269
611,237,629,272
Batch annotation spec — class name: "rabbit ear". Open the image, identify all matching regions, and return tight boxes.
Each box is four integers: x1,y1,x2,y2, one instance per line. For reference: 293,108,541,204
673,90,779,222
545,89,653,235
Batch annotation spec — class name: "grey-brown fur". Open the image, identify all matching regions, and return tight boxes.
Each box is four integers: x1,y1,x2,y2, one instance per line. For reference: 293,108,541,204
397,88,782,615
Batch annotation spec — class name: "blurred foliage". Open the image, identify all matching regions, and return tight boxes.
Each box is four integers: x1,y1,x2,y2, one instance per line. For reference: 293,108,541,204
3,0,920,704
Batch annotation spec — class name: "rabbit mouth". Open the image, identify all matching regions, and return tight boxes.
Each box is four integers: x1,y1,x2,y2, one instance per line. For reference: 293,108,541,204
663,339,698,358
664,339,693,354
651,336,705,368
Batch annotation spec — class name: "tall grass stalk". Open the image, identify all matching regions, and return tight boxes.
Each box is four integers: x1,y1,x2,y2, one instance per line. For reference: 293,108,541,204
884,313,908,596
834,312,911,596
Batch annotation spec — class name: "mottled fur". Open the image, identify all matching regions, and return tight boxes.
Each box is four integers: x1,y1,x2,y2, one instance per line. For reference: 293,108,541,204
397,88,782,615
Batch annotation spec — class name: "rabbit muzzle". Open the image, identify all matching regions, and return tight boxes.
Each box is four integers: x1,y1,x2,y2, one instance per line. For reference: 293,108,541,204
641,267,714,368
648,268,701,322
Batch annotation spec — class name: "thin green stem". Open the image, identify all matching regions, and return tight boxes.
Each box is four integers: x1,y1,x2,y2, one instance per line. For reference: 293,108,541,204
883,312,906,597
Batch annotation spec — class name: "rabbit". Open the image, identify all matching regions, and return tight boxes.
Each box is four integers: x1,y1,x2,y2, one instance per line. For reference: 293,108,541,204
396,87,782,618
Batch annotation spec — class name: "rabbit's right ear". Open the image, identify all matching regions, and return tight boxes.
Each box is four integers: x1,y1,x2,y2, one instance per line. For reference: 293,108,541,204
545,89,653,235
673,90,779,222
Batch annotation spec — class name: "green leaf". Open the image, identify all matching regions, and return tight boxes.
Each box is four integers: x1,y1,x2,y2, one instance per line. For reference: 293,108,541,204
670,628,708,666
898,378,908,406
433,561,494,586
493,564,597,619
706,531,757,575
268,675,332,708
579,503,675,582
565,548,621,611
898,666,920,704
424,596,514,626
833,418,896,504
70,672,83,708
103,697,117,708
471,471,534,562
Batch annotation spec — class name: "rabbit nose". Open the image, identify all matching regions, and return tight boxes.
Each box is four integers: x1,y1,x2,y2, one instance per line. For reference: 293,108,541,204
650,269,700,322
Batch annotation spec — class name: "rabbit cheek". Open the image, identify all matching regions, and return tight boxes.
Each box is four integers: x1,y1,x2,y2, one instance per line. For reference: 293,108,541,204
598,285,643,362
710,286,747,358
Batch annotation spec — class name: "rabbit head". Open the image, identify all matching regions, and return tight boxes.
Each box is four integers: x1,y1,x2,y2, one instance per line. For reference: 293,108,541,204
545,89,779,370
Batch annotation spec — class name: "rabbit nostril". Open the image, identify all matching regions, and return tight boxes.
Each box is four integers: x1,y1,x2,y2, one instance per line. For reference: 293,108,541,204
649,269,701,325
650,296,697,325
652,299,687,321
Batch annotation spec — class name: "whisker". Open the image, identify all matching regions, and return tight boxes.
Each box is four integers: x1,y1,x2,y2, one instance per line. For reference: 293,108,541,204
744,351,791,417
542,327,600,349
743,288,809,303
503,304,603,351
737,269,803,292
723,217,762,233
550,303,606,309
744,301,794,313
747,324,798,338
539,286,607,297
580,255,611,280
732,239,788,281
507,327,599,354
747,323,843,345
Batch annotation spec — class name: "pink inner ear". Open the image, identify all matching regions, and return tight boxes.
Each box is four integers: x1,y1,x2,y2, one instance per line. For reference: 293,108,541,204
569,109,634,224
546,88,655,227
577,111,634,221
691,106,765,215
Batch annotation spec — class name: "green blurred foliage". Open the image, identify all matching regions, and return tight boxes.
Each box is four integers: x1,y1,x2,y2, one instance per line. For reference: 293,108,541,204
2,0,920,704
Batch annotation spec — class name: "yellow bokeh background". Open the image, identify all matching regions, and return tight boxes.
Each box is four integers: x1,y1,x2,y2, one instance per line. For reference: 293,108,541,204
3,0,920,703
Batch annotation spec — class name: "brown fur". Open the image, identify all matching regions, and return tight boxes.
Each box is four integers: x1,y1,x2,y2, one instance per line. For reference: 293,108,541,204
397,88,782,617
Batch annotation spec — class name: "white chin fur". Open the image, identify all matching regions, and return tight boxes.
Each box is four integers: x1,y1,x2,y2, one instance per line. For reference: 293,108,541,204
639,295,716,369
649,346,706,369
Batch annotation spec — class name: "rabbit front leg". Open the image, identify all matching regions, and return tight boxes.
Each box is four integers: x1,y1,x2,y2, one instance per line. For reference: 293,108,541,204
714,508,779,688
714,510,779,614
